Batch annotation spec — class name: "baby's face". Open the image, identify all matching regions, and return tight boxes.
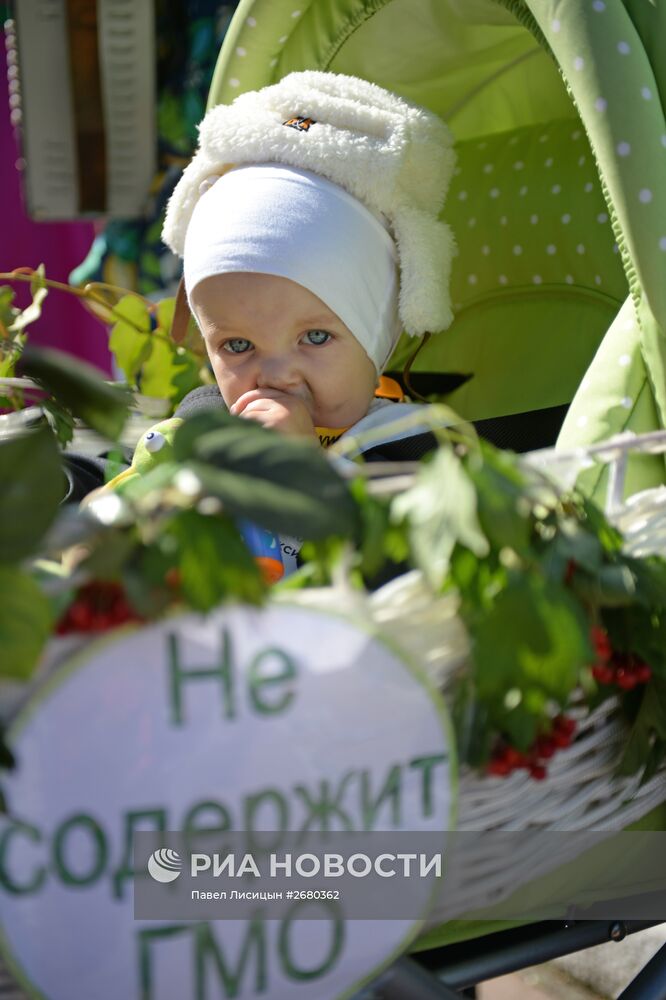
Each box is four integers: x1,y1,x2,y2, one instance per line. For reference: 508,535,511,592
192,272,378,429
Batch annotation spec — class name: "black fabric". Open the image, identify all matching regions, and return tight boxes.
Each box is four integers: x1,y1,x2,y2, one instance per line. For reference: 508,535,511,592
61,453,110,504
174,385,569,457
473,403,569,453
61,444,133,504
363,432,438,462
175,384,228,417
57,386,225,506
384,369,473,396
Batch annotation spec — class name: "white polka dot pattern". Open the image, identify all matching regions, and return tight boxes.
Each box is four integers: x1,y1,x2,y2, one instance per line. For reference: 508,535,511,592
445,117,626,306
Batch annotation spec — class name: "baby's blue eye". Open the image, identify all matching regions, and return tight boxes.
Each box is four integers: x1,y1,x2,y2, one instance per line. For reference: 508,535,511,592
303,329,331,346
222,338,252,354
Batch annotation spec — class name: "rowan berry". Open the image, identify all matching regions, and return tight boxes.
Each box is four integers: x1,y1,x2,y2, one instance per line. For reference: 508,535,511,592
553,714,577,737
634,662,652,684
487,757,512,777
592,664,615,685
615,668,638,691
535,737,556,759
590,625,612,662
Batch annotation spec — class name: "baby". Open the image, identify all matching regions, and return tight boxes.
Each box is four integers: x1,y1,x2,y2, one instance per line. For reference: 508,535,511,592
183,162,399,447
94,73,457,573
163,70,457,463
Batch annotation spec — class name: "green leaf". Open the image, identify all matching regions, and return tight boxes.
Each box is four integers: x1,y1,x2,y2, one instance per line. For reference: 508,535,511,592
0,354,16,378
172,412,360,541
119,460,179,501
189,460,358,541
574,561,639,608
108,295,152,384
450,546,507,615
0,565,54,679
171,406,236,452
80,529,137,580
472,575,592,704
0,286,18,330
139,336,177,400
125,294,202,404
111,294,152,332
618,678,666,777
550,518,604,573
30,263,46,297
606,606,666,677
170,348,204,403
451,676,492,767
20,346,130,440
42,399,75,447
109,324,151,385
168,510,265,610
578,495,624,553
0,423,64,561
623,556,666,608
350,480,398,579
156,297,175,332
466,446,533,557
392,447,488,587
496,702,543,751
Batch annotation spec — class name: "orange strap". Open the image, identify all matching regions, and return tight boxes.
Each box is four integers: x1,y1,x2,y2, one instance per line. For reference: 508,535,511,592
375,374,404,401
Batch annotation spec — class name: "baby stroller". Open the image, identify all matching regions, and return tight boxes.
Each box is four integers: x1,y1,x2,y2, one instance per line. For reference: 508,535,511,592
201,0,666,995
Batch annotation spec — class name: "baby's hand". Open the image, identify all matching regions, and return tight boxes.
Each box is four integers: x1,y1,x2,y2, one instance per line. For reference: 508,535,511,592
230,389,317,439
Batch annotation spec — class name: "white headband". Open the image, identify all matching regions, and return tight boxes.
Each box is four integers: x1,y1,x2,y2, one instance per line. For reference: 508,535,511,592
164,72,456,339
184,163,402,371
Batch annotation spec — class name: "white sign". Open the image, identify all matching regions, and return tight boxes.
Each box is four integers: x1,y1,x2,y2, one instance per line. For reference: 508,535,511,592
0,604,454,999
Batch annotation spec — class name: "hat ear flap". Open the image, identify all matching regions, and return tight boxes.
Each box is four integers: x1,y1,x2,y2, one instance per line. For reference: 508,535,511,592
393,209,456,336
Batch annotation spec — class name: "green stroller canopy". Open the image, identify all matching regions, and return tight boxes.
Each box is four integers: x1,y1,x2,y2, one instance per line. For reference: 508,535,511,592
207,0,666,500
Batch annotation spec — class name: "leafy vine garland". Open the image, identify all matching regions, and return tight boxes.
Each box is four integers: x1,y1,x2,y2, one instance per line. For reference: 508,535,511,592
0,270,665,802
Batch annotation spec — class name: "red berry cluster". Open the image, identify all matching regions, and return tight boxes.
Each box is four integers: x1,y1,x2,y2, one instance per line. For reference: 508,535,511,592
55,582,142,635
590,626,652,690
487,714,577,781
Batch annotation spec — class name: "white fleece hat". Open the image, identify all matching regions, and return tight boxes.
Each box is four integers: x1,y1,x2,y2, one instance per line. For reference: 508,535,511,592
184,163,402,371
163,71,457,339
